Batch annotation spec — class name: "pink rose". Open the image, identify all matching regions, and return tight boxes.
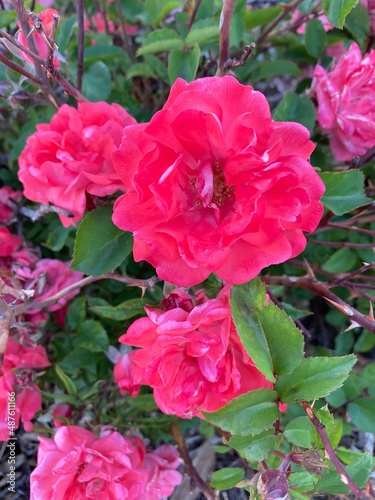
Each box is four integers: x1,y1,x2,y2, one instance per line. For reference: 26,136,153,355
143,445,183,500
18,101,137,226
16,259,83,320
30,426,181,500
119,286,274,418
0,187,22,223
0,227,21,256
312,43,375,161
113,350,142,397
17,9,60,68
112,76,324,286
0,338,50,439
52,404,72,427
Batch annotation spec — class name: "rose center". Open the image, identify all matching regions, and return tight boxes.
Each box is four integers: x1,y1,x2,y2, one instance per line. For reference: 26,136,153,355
189,161,234,207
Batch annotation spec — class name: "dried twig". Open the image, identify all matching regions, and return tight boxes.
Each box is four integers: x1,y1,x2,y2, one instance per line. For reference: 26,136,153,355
216,0,237,76
171,420,218,500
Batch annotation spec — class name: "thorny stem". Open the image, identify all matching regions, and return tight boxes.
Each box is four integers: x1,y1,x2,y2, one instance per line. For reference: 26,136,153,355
0,52,42,84
256,0,305,45
262,275,375,333
216,0,237,76
301,402,371,499
170,420,218,500
46,14,59,75
0,22,88,103
12,274,160,316
76,0,84,91
10,0,55,103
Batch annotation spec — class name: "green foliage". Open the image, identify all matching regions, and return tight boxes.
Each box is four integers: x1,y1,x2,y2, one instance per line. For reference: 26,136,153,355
210,468,245,490
322,0,359,28
231,278,304,383
71,205,133,276
305,19,326,58
82,61,112,101
274,92,316,133
320,171,371,215
168,44,201,83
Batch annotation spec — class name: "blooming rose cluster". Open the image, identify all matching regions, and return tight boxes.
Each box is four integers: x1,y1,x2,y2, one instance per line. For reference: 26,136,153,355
0,338,50,440
112,76,324,286
115,286,274,418
312,43,375,161
17,8,60,68
30,426,182,500
18,101,136,226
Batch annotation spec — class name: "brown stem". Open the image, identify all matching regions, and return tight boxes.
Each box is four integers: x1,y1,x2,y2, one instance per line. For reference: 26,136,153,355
12,274,160,316
216,0,237,76
350,145,375,169
262,275,375,333
301,402,370,499
187,0,202,30
45,13,59,75
76,0,84,91
114,0,135,61
0,53,42,84
256,0,305,45
308,238,375,249
170,420,217,500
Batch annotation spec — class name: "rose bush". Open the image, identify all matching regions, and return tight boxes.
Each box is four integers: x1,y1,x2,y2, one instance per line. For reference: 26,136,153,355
112,76,324,286
18,101,136,226
30,426,182,499
117,286,274,418
312,43,375,161
0,338,50,440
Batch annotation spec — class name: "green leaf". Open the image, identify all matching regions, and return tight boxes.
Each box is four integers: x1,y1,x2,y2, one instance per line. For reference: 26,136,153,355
322,247,357,273
289,472,316,494
348,398,375,432
305,19,326,58
253,60,301,81
84,45,129,65
44,225,74,252
89,297,148,321
228,429,276,462
320,171,371,215
66,296,86,331
60,347,103,371
322,0,359,28
354,330,375,353
346,452,373,488
275,355,357,402
273,92,316,133
55,365,78,395
126,63,157,80
203,389,279,436
245,6,283,31
0,10,17,27
137,29,184,56
185,18,219,46
359,362,375,386
168,44,200,83
210,468,244,490
230,278,304,383
73,320,109,352
56,15,76,54
71,206,133,276
144,54,169,82
82,61,111,101
40,391,81,406
345,2,370,46
284,417,314,448
315,469,349,495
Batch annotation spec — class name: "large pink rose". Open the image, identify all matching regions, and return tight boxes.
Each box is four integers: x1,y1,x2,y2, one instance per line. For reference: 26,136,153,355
17,9,60,68
112,76,324,286
119,286,274,418
0,338,50,440
18,101,136,226
30,426,182,500
312,43,375,161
